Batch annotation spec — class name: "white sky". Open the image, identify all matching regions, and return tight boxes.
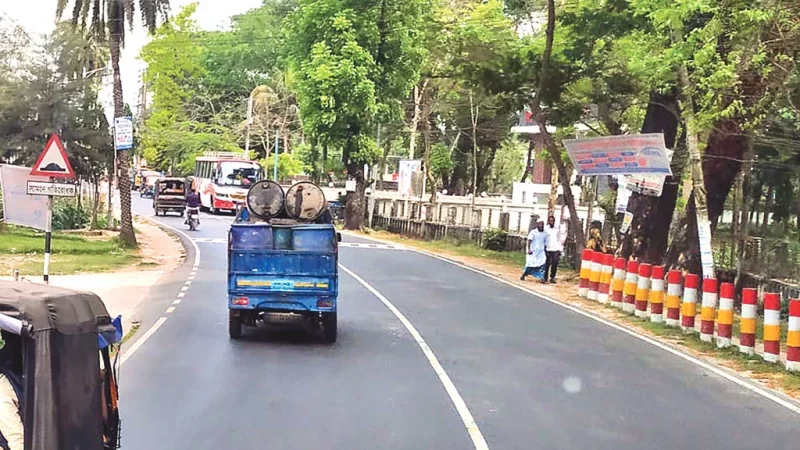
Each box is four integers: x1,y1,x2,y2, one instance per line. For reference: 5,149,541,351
1,0,262,120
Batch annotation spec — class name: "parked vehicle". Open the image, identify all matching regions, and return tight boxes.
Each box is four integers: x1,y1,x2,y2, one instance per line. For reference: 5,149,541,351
0,281,122,450
153,177,187,217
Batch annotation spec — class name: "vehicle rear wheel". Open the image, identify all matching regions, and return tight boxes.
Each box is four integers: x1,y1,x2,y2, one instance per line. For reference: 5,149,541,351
228,311,243,339
321,312,337,343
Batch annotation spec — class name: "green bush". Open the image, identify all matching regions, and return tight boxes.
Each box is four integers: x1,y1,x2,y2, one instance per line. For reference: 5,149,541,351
52,201,89,231
482,228,508,251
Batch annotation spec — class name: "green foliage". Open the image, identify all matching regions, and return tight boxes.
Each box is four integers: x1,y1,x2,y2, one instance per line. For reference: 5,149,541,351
263,153,309,180
52,201,90,231
429,143,454,182
482,228,509,252
486,138,525,193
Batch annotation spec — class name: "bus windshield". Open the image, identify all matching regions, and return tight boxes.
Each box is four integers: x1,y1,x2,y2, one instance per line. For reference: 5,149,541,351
216,162,262,187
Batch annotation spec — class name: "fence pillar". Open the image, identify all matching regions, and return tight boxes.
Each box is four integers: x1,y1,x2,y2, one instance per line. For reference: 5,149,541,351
587,252,604,301
700,278,718,343
598,254,614,304
578,249,594,298
739,288,757,355
763,293,781,363
623,260,639,315
649,266,665,323
634,264,652,318
681,274,699,333
716,282,734,348
610,257,626,309
665,270,682,327
787,299,800,371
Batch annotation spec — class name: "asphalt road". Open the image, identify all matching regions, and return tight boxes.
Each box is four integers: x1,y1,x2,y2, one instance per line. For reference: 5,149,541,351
121,195,800,450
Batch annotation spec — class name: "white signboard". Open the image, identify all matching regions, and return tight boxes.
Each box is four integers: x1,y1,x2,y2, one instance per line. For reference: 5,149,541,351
114,116,134,150
697,213,715,278
398,160,422,198
563,134,672,176
620,211,634,234
345,179,356,192
27,181,76,197
617,149,675,197
615,186,632,214
0,165,48,230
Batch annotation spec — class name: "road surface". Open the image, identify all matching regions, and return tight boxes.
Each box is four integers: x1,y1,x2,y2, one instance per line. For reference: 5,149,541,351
121,195,800,449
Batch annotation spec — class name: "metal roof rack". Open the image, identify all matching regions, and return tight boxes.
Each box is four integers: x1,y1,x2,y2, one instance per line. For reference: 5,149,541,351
201,151,247,159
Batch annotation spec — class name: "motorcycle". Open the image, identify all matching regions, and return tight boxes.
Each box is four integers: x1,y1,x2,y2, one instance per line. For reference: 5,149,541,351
187,207,200,231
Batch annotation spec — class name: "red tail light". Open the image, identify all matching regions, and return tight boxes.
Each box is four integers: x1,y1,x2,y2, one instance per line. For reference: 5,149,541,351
232,297,249,306
316,299,333,308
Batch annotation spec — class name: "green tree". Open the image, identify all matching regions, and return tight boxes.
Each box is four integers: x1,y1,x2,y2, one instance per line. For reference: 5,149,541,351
286,0,428,229
57,0,171,247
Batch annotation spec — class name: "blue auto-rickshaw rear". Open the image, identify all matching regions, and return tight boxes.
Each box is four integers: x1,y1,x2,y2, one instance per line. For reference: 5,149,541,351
227,209,340,342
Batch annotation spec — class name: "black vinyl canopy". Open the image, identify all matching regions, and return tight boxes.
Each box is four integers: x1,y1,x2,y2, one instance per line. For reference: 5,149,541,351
0,281,114,450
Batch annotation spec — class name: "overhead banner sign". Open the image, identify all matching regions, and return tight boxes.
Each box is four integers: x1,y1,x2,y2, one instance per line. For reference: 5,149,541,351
563,134,672,176
617,149,675,197
0,165,49,230
398,160,422,198
114,116,134,151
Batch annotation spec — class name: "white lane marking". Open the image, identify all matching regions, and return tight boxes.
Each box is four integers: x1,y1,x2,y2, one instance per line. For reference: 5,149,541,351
192,237,227,244
165,306,176,314
178,292,186,298
188,275,195,280
181,286,189,291
120,317,167,367
339,264,490,450
341,231,800,416
184,281,192,286
173,299,182,305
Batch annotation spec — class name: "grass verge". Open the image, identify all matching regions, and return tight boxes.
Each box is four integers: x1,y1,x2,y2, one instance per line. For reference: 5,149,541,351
0,225,139,276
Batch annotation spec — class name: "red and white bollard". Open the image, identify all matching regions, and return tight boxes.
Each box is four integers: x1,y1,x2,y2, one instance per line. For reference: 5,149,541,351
634,264,652,318
700,278,718,343
610,257,627,309
623,260,639,315
739,288,757,356
578,249,594,298
649,266,665,323
665,270,682,327
716,282,734,349
787,299,800,372
763,293,781,363
588,251,604,301
598,254,614,304
681,274,699,333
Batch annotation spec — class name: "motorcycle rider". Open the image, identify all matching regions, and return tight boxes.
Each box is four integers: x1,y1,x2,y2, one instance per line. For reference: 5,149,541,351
185,188,200,226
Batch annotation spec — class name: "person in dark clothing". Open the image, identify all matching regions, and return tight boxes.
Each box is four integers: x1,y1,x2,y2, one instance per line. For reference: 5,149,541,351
0,331,24,450
185,189,200,225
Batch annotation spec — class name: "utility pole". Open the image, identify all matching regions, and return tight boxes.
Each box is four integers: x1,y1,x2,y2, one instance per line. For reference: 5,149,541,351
245,92,254,160
273,130,279,182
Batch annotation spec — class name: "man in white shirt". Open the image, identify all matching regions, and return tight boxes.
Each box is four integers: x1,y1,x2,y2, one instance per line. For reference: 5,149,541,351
544,215,567,284
521,220,547,281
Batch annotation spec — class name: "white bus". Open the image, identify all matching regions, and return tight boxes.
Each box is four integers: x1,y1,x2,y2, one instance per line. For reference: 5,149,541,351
193,152,263,214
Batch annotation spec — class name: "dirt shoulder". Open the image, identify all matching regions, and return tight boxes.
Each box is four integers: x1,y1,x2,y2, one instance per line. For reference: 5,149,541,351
350,229,800,402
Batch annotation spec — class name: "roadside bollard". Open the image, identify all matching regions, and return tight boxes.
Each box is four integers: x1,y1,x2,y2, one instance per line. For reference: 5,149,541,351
787,299,800,372
700,278,718,343
587,251,604,301
578,249,594,298
598,254,614,304
763,293,781,363
610,257,627,309
665,270,682,327
623,260,639,315
739,288,757,356
13,269,19,282
716,282,734,348
649,266,665,323
681,274,699,333
635,264,652,318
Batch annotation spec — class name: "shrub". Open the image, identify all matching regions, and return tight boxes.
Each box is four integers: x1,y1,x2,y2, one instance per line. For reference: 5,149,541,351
482,228,508,251
52,201,89,231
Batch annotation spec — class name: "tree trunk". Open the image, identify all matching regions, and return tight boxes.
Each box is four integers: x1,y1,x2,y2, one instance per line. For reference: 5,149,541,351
547,165,558,216
469,90,478,223
735,134,754,289
761,183,774,231
344,169,366,230
520,137,535,183
110,35,136,247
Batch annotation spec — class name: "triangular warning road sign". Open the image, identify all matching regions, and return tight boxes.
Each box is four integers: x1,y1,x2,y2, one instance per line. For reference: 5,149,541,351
30,133,75,178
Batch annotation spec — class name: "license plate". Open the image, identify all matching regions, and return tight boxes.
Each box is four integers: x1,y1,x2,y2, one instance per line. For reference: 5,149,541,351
264,313,302,323
271,280,294,290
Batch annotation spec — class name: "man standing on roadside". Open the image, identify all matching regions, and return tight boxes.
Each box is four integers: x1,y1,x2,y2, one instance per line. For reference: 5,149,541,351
521,220,547,281
544,215,567,284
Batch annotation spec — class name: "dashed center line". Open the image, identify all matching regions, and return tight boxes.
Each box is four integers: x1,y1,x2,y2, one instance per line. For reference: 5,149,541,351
165,306,176,314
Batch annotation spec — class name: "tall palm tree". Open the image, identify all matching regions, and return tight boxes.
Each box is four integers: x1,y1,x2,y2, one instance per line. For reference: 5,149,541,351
56,0,170,247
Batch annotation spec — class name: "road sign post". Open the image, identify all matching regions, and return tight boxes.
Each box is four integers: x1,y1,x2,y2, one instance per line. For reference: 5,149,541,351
29,133,76,283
